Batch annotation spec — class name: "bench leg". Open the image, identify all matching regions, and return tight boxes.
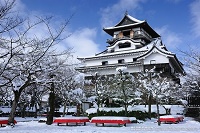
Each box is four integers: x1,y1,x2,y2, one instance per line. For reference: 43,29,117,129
124,123,126,127
102,123,104,126
95,123,98,126
84,122,86,126
57,123,59,126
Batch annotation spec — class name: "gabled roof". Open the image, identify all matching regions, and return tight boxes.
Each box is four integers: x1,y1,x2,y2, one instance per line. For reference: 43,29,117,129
137,39,185,75
115,14,145,27
103,13,160,38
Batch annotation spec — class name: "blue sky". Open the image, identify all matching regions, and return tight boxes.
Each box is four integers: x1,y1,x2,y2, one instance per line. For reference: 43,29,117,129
15,0,200,59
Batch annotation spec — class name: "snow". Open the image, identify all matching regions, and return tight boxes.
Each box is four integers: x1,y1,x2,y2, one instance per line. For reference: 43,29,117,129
127,15,145,23
0,117,200,133
163,105,172,109
91,116,129,121
85,105,185,115
59,107,77,113
116,66,127,72
160,115,183,119
55,116,88,120
0,106,11,113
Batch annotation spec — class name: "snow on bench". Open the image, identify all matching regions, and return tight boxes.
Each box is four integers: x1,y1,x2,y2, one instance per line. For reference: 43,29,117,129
53,116,89,126
159,115,184,124
0,118,17,127
90,116,131,126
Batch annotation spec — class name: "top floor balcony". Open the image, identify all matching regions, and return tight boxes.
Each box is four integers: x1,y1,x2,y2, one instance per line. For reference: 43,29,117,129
106,29,152,44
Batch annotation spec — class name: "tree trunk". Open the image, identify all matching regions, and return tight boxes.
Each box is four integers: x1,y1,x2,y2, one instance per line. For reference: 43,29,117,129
156,97,161,126
34,103,38,118
148,94,152,119
62,101,67,117
8,76,31,125
122,82,128,117
46,82,55,125
8,91,21,124
21,105,26,118
124,102,128,117
76,103,81,116
163,106,171,115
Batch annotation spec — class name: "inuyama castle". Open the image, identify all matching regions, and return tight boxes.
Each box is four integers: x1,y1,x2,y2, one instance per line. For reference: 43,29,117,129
76,13,185,84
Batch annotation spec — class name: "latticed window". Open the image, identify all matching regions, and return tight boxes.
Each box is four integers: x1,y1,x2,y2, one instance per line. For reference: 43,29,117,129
118,59,124,64
102,61,108,65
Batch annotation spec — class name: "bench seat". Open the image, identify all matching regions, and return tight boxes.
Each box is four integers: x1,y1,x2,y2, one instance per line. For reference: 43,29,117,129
91,116,131,126
0,119,17,127
53,116,89,126
159,115,184,123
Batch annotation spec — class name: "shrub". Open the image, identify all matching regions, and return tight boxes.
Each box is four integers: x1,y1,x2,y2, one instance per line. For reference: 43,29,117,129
88,110,156,120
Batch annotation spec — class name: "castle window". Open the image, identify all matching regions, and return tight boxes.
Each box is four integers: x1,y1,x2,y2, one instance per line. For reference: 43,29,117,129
118,59,124,64
133,58,137,62
111,49,114,52
123,30,130,37
118,42,131,49
102,61,108,65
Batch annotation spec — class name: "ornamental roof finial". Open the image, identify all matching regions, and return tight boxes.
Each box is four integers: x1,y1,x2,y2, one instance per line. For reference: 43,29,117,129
125,10,128,15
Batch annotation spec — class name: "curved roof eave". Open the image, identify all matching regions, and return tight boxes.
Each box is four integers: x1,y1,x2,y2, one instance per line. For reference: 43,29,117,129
103,21,160,38
137,45,174,60
114,14,144,27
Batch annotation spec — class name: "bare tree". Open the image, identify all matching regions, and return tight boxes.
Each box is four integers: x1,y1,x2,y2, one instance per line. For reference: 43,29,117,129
139,70,181,126
179,46,200,95
0,0,73,125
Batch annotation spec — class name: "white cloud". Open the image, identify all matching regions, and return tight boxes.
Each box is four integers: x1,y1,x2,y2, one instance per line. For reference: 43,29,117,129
155,26,182,50
190,0,200,38
100,0,146,27
6,0,100,59
64,28,100,58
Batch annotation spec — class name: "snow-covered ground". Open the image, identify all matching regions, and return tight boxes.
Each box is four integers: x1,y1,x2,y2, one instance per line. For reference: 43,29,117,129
0,117,200,133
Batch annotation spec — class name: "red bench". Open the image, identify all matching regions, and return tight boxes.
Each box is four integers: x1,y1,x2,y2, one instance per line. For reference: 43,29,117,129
0,119,17,127
90,116,131,126
159,115,184,124
53,116,89,126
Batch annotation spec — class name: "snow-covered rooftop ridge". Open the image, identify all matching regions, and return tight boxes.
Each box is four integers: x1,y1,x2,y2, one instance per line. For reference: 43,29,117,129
78,38,173,60
99,38,172,56
105,14,145,30
105,21,144,30
127,14,144,23
152,38,174,55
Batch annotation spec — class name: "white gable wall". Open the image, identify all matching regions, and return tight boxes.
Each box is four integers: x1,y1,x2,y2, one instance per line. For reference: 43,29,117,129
143,53,169,65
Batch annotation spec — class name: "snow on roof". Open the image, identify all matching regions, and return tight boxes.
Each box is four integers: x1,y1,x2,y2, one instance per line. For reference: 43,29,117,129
80,38,173,60
127,14,144,23
105,22,144,30
106,14,145,30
